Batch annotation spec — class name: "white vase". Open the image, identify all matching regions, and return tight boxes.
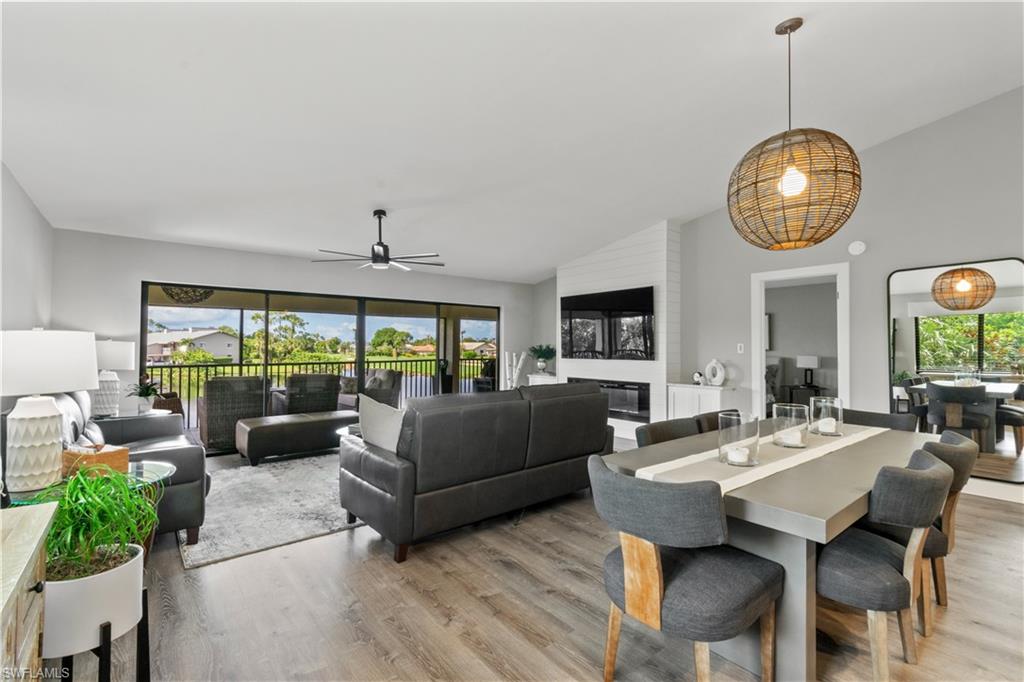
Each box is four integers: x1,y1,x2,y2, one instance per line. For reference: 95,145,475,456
42,544,145,659
137,396,156,414
536,358,547,373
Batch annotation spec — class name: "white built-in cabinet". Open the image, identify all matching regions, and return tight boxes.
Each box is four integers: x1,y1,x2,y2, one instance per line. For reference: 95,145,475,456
666,383,744,419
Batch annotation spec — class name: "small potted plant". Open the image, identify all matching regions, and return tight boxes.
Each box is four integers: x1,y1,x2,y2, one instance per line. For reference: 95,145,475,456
529,344,557,373
127,374,160,414
32,466,159,660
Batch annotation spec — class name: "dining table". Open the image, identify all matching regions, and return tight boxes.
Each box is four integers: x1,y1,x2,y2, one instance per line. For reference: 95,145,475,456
905,380,1019,452
602,423,937,682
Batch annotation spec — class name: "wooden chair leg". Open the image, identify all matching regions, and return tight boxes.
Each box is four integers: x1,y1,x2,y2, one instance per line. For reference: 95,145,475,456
917,558,934,636
603,603,622,682
933,557,948,606
693,641,711,682
1014,426,1024,457
759,602,775,682
866,610,890,682
972,430,981,448
896,608,917,664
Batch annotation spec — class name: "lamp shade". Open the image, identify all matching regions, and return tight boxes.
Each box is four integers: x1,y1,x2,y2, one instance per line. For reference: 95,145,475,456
931,267,996,311
1,330,99,396
96,340,137,371
796,355,820,369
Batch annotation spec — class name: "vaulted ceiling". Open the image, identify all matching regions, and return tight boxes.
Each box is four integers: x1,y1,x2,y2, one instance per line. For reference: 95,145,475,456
4,2,1021,283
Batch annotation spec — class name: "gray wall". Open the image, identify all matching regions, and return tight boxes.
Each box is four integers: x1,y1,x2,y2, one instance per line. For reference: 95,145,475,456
679,87,1023,412
530,276,557,373
765,282,838,396
2,163,53,329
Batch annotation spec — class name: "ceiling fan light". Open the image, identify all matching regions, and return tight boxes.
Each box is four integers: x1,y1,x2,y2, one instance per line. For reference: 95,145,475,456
371,262,388,270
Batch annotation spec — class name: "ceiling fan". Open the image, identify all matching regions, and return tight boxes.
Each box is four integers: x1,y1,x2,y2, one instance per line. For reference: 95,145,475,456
313,209,444,271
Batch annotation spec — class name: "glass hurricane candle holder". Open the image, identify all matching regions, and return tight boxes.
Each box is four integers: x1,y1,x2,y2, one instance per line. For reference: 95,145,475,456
718,411,760,467
772,403,809,448
810,396,843,436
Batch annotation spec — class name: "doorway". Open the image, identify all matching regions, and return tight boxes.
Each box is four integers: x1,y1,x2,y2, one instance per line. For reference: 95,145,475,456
750,263,850,417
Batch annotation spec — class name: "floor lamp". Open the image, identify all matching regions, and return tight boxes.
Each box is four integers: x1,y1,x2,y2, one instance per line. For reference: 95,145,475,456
1,330,98,492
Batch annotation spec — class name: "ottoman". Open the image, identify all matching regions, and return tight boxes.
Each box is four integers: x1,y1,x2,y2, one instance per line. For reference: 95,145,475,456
235,410,359,466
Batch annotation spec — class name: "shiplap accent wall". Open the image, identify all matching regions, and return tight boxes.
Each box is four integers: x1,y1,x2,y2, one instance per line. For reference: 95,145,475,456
556,220,682,432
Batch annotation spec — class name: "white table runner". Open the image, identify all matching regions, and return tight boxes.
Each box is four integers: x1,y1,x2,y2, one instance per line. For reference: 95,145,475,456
635,424,888,493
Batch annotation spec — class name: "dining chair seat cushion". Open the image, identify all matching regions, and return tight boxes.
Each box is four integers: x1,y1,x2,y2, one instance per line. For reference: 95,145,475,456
927,412,990,429
817,528,911,612
602,544,783,642
996,406,1024,426
857,521,949,558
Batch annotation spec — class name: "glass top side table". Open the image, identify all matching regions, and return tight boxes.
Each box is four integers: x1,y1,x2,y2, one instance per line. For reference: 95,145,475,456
9,460,176,506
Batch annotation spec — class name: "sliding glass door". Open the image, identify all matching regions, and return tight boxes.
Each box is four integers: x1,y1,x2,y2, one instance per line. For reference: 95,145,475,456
141,283,500,427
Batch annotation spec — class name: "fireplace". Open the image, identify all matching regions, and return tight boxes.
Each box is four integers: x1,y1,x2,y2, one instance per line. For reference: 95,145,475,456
568,377,651,423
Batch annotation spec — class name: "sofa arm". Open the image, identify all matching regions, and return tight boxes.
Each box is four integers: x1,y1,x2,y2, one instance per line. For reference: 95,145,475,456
100,413,186,444
338,435,415,546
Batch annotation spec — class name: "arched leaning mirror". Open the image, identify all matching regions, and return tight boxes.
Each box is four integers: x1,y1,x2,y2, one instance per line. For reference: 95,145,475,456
887,257,1023,482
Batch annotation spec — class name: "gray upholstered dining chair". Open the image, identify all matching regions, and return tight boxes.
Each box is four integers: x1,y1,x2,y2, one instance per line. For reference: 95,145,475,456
634,417,699,446
900,377,929,432
587,456,783,682
843,409,919,432
859,431,978,635
926,383,988,446
694,409,739,434
817,450,953,681
996,383,1024,456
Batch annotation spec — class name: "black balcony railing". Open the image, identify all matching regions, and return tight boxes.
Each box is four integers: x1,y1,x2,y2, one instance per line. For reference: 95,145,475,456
147,357,494,429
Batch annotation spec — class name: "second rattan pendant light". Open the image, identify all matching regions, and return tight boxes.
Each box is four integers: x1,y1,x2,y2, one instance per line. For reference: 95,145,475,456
727,18,862,250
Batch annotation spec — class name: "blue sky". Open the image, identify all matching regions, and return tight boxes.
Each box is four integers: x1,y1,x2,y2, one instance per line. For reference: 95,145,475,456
148,306,496,341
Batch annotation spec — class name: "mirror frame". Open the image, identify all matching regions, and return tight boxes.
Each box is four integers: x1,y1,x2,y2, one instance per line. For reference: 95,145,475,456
885,256,1024,410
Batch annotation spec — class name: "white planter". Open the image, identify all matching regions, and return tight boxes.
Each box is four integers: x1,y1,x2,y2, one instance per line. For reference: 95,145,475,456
137,396,156,414
42,544,144,659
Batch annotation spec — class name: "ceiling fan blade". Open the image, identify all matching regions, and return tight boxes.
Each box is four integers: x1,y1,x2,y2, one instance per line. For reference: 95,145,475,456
393,260,446,267
358,262,374,269
312,257,372,263
389,252,440,260
391,261,411,272
318,248,371,258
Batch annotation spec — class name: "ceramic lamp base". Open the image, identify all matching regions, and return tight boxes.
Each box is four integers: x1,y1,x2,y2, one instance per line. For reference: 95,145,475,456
5,395,64,492
92,370,121,417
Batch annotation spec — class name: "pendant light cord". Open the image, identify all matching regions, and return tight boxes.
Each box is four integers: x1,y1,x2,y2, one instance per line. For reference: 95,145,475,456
787,30,792,131
378,214,383,243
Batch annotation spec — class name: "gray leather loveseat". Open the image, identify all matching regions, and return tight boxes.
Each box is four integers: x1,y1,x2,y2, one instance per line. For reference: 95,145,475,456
338,382,613,561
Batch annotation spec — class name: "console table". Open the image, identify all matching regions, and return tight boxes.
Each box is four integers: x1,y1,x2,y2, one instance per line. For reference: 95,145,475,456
2,503,57,678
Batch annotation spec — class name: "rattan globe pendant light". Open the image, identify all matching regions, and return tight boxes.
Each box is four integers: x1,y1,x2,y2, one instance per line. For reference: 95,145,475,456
931,267,997,311
727,18,862,250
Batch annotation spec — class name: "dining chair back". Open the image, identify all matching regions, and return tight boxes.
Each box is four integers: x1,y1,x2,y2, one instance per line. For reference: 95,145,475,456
843,409,919,432
925,383,989,445
634,417,700,447
587,456,782,682
694,409,740,434
900,378,929,431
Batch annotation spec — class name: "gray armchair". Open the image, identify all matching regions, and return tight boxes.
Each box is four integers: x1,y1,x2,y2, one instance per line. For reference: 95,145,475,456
198,376,265,451
51,391,209,544
271,373,341,415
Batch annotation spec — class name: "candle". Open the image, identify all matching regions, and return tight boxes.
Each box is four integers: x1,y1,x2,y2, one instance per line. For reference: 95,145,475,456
725,446,749,465
818,417,837,434
777,427,804,447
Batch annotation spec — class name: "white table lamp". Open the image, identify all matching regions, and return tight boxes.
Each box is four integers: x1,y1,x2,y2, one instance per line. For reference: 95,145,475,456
1,330,99,492
93,340,136,417
796,355,820,387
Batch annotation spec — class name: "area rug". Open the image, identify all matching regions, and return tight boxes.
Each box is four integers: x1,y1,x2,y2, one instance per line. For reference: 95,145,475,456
177,452,361,568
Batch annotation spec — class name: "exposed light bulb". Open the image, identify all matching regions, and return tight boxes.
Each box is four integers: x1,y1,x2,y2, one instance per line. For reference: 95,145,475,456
372,262,388,270
955,279,972,292
777,165,808,197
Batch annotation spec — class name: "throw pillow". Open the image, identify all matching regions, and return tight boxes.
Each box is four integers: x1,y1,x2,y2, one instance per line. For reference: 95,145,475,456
358,393,405,452
365,374,386,389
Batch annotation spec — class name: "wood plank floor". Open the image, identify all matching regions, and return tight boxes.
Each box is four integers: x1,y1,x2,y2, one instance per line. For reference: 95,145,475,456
54,492,1022,681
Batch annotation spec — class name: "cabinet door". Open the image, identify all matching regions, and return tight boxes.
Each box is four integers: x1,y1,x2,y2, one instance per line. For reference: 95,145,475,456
668,388,701,418
696,389,723,415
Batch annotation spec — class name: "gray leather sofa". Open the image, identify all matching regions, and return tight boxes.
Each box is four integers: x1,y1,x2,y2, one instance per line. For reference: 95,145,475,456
56,391,209,543
339,382,613,561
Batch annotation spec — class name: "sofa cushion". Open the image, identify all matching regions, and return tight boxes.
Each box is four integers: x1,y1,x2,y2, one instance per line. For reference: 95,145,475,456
522,391,609,468
400,397,530,494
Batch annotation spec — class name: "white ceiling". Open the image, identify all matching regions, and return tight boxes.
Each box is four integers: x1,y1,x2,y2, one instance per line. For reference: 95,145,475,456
3,3,1022,284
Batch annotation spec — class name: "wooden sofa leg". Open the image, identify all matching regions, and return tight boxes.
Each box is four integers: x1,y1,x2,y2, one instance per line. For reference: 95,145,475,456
693,642,711,682
394,543,409,563
186,527,199,545
346,511,357,524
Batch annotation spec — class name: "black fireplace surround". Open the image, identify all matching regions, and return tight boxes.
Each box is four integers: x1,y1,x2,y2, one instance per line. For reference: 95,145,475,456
568,378,650,423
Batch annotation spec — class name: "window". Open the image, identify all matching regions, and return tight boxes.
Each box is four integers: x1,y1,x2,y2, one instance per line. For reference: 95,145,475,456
916,312,1024,373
